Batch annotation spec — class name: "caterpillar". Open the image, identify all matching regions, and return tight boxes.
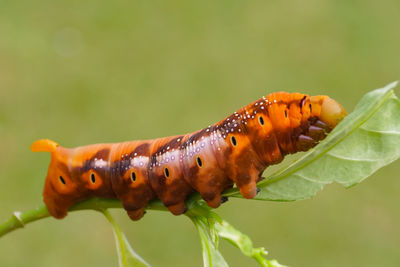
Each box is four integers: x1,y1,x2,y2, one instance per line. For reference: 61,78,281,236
31,92,347,221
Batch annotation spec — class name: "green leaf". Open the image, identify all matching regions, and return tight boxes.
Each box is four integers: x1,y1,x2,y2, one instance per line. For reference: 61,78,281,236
102,210,150,267
245,81,400,201
187,201,284,267
189,215,229,267
215,220,286,267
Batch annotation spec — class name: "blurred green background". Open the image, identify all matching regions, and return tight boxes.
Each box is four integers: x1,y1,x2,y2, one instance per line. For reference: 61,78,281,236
1,0,399,266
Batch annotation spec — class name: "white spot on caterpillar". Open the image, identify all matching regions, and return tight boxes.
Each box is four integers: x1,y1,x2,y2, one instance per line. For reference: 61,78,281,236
130,156,149,168
94,159,108,169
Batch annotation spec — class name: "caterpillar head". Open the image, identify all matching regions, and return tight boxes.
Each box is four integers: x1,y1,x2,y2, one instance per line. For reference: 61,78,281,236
295,95,347,150
310,95,347,128
31,139,80,218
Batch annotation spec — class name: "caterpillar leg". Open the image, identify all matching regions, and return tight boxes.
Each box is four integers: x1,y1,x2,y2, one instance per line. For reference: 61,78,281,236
204,195,230,208
166,202,187,215
221,196,229,203
234,165,264,199
238,182,258,199
44,196,71,219
43,189,76,219
127,209,146,221
203,193,223,209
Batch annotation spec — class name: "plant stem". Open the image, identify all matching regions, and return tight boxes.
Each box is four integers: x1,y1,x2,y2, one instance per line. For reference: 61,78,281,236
0,205,49,237
102,209,127,266
0,197,170,238
0,185,241,238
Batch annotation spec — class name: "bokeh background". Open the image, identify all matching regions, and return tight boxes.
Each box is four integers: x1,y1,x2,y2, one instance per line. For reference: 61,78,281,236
1,1,399,266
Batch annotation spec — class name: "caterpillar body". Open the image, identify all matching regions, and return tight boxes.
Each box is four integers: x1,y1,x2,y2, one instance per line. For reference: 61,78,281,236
31,92,347,221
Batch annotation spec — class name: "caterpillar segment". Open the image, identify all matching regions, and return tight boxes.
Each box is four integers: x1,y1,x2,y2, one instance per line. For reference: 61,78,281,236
180,127,233,209
148,135,194,216
31,92,347,221
110,141,155,221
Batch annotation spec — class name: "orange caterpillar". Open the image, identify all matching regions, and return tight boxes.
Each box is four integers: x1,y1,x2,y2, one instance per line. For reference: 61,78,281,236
31,92,346,221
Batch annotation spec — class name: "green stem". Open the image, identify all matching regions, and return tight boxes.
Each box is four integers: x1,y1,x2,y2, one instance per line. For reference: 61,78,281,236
0,197,170,238
0,181,243,239
102,209,127,266
0,205,49,237
0,187,241,238
1,195,284,267
253,254,268,267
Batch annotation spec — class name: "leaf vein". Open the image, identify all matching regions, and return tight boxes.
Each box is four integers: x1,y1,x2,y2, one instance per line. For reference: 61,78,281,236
327,152,377,162
359,127,400,135
293,173,328,184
